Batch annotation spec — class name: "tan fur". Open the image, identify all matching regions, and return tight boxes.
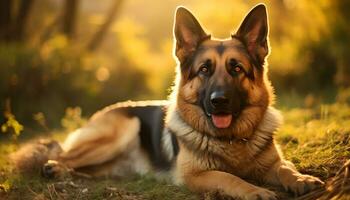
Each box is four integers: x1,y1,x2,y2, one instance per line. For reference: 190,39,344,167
170,103,322,199
38,105,152,178
168,106,281,179
59,112,140,168
10,139,62,174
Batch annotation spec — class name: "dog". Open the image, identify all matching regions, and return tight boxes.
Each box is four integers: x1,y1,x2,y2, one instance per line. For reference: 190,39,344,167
12,4,324,200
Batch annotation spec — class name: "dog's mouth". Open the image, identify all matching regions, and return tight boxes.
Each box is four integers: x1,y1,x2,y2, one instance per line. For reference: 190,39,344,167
205,109,242,129
211,114,232,129
202,100,241,129
205,110,236,129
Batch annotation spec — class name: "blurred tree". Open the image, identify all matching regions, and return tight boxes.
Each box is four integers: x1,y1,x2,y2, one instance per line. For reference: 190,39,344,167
331,0,350,87
62,0,79,39
0,0,12,40
291,0,350,93
87,0,124,51
13,0,35,40
0,0,35,41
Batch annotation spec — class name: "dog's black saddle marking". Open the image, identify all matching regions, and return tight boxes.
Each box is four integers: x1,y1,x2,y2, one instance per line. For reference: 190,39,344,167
125,105,178,170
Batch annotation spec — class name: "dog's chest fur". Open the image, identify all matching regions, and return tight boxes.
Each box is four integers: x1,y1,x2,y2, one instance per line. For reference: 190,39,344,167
166,106,282,178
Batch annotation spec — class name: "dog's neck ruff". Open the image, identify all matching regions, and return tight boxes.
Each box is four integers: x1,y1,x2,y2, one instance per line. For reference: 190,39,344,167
166,106,283,144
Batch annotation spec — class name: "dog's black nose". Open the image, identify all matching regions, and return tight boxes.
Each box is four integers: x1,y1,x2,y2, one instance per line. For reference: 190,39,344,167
210,91,229,108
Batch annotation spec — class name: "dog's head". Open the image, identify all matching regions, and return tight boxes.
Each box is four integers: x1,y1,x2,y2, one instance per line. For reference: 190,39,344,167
173,4,273,138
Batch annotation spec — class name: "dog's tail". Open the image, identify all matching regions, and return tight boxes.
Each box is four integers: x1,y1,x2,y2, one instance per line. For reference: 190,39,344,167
10,139,63,175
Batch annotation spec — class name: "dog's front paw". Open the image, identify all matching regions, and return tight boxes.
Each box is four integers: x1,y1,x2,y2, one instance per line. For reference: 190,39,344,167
42,160,66,178
283,174,324,196
242,187,278,200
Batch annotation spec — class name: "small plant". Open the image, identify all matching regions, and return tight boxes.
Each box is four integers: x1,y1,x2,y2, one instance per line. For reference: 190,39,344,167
33,112,49,131
61,107,86,131
1,99,23,139
0,180,11,193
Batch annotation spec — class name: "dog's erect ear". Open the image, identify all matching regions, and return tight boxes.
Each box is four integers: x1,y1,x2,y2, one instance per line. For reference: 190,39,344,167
235,4,269,65
174,6,209,63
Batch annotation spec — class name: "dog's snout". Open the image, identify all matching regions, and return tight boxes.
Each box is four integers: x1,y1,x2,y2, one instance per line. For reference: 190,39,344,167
210,91,229,108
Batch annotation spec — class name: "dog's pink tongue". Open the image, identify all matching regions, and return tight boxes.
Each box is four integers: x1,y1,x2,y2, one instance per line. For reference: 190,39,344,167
212,114,232,129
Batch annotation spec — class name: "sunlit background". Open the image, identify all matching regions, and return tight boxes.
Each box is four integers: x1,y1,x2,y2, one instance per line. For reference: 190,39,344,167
1,0,349,132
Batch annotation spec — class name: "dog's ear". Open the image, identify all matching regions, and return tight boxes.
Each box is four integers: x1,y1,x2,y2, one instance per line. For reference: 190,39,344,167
234,4,269,65
174,6,209,63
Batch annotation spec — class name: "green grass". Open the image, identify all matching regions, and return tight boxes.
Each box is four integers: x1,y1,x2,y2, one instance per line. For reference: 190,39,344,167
277,103,350,179
0,102,349,199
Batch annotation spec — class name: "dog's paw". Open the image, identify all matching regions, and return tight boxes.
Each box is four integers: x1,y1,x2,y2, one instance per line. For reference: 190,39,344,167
42,160,65,178
242,187,278,200
283,174,324,196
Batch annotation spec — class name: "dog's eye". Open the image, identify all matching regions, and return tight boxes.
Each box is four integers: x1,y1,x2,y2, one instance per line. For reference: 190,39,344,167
234,66,241,72
200,65,209,73
198,60,211,75
228,59,244,76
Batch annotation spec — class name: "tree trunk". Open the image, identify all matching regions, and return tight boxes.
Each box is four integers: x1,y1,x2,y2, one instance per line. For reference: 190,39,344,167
0,0,12,41
62,0,79,39
87,0,124,51
12,0,35,41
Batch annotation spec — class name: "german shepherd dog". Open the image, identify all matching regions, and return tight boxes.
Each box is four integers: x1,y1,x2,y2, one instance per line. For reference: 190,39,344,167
12,4,324,200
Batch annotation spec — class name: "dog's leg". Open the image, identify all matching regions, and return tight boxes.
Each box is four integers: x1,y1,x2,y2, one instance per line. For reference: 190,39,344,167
43,113,140,178
184,170,277,200
264,157,324,196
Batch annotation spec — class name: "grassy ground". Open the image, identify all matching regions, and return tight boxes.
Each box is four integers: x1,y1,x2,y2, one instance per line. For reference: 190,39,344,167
0,102,349,199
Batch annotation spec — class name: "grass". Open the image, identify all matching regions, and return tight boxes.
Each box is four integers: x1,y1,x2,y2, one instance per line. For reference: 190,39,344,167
0,102,349,199
277,103,350,179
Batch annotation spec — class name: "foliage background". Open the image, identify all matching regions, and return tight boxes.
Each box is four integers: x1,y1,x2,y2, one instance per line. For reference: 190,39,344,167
0,0,349,132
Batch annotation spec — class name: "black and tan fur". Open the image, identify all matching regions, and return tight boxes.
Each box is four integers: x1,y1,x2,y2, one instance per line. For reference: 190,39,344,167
11,4,323,200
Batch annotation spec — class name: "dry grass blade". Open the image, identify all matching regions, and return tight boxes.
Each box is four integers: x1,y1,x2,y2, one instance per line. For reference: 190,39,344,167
297,159,350,200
